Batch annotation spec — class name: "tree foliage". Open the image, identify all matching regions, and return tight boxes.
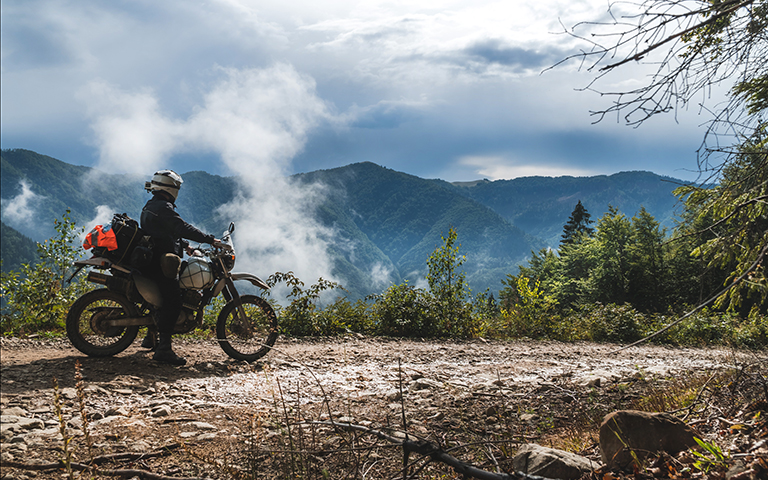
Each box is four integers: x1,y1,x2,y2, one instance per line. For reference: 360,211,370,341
674,132,768,311
1,211,89,333
0,222,38,272
561,0,768,308
560,200,594,246
515,205,681,313
426,227,475,336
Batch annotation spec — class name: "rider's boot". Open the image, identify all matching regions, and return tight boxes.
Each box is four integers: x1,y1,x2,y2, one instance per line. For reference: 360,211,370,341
153,333,187,366
140,328,157,349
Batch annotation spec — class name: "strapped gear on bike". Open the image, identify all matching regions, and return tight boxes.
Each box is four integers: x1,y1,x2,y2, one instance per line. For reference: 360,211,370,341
145,170,183,201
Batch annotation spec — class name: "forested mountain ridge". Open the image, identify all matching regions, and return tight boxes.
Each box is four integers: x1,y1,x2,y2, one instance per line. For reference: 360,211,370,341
0,150,239,238
294,162,541,293
442,170,684,246
0,221,37,272
1,149,684,297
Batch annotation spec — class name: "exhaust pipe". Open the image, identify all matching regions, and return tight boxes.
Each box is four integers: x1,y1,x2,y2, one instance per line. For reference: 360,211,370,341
87,271,109,285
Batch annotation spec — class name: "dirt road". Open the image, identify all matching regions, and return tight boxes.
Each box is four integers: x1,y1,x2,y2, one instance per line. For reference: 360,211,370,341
1,336,761,479
1,336,746,402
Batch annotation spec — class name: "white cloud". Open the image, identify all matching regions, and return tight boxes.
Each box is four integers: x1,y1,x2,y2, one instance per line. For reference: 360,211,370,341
190,65,335,284
81,64,338,284
460,155,596,180
369,262,395,289
299,0,604,85
80,80,181,176
1,180,43,227
1,0,714,187
186,64,331,174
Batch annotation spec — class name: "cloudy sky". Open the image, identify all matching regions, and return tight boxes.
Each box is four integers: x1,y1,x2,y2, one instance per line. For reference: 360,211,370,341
1,0,716,183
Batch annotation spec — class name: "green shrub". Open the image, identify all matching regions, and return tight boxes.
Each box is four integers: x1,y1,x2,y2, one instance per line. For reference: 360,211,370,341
370,282,437,337
314,297,373,336
568,303,644,343
1,211,89,334
201,296,228,331
665,310,735,346
488,276,558,339
267,272,342,336
732,313,768,349
660,308,768,349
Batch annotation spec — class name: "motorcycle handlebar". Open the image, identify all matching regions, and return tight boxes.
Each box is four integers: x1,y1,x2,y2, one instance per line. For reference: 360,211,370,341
190,242,232,258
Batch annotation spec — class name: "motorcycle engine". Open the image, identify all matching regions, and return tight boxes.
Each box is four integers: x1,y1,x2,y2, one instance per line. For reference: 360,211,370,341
181,289,203,310
174,290,204,333
174,308,198,333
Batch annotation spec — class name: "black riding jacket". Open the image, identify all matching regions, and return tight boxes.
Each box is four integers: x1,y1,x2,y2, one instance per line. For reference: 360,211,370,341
140,193,215,258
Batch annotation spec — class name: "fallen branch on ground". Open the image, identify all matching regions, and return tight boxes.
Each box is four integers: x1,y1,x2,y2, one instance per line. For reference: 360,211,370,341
303,420,557,480
0,443,210,480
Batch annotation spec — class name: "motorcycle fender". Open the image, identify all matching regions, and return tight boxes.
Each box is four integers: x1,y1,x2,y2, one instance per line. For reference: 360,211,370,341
133,273,163,307
230,273,271,291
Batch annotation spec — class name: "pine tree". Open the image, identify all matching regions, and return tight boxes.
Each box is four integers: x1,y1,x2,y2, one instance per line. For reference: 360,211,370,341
560,200,594,247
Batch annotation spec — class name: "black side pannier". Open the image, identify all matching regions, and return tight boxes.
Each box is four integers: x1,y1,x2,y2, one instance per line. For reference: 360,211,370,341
93,213,152,268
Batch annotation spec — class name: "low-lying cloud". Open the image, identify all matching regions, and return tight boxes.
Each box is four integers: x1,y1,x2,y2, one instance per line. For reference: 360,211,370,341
81,64,338,286
1,180,43,228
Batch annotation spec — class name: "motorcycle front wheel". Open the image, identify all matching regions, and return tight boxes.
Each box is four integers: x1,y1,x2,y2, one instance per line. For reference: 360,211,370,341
66,289,140,357
216,295,279,362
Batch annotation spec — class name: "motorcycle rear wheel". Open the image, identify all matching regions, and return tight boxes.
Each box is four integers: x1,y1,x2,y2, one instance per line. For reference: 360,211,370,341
216,295,278,362
66,289,140,357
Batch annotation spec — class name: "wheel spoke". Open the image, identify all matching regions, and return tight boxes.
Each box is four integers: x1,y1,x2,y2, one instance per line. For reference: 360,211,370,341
217,295,278,361
66,289,139,357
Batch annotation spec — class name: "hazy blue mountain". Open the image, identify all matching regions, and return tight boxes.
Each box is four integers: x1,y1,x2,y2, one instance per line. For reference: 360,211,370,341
295,162,541,295
1,222,38,272
444,171,684,246
2,149,146,240
1,149,687,297
0,150,237,239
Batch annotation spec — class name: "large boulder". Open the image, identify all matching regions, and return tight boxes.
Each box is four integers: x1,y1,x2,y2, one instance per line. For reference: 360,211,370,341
513,444,597,479
600,410,699,470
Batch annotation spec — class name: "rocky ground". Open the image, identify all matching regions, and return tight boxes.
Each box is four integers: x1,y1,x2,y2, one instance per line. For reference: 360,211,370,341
1,335,766,479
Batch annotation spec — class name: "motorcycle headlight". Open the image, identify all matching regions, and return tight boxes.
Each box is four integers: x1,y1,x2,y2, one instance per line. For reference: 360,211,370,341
223,253,235,272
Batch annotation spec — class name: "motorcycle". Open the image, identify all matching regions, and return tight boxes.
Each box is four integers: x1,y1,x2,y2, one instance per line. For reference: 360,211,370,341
66,222,279,362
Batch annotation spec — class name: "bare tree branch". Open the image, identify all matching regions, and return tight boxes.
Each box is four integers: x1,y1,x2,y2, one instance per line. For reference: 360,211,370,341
600,0,756,70
304,420,560,480
0,460,211,480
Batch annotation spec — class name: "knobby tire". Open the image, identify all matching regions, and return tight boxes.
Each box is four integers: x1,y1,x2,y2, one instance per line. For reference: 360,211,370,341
66,289,140,357
216,294,278,362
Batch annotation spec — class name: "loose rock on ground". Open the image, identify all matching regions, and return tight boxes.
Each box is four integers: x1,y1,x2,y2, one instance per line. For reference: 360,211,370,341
1,336,765,479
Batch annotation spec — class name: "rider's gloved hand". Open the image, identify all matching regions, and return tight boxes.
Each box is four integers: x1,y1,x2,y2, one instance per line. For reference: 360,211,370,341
212,238,230,250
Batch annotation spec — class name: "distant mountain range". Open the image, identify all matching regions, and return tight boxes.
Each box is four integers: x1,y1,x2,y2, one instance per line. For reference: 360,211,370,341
0,149,686,297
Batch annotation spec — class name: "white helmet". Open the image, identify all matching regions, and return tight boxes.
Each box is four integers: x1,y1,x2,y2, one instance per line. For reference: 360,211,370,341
145,169,183,200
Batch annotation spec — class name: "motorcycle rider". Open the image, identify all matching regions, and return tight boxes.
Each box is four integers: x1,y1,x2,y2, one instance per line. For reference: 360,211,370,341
140,169,222,365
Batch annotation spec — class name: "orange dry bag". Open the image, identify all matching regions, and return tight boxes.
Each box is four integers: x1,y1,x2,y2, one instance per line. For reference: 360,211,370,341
83,224,119,251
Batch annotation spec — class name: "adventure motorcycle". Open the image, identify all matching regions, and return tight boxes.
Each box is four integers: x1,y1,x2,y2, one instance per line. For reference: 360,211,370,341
66,223,279,362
